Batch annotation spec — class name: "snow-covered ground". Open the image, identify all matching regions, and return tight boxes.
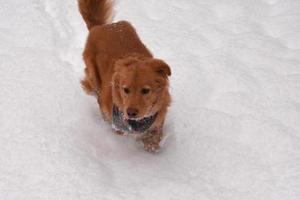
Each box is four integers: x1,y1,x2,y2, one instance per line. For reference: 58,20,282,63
1,0,300,199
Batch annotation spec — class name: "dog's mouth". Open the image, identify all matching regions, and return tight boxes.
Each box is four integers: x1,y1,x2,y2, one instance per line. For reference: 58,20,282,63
112,105,158,133
126,113,158,131
125,112,155,121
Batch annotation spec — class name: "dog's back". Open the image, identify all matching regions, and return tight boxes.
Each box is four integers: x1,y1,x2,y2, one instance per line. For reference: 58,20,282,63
78,0,151,57
87,21,152,60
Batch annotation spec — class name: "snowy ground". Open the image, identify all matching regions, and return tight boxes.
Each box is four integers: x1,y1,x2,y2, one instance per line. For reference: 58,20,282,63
1,0,300,199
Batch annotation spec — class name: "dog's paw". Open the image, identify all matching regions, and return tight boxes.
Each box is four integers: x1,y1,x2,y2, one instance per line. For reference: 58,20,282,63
115,130,125,135
143,142,160,153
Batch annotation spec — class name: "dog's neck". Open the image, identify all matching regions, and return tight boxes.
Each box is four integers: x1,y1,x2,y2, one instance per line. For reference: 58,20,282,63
112,105,158,134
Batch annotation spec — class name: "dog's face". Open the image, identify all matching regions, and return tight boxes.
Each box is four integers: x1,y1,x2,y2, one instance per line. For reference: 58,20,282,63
112,57,171,119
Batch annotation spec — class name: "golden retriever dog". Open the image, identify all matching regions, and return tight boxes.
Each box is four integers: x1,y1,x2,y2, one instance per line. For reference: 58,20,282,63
78,0,171,152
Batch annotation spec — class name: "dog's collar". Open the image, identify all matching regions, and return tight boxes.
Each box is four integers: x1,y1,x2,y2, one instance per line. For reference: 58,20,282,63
112,105,158,133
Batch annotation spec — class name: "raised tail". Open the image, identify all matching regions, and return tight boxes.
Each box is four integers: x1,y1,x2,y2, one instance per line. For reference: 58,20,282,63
78,0,113,30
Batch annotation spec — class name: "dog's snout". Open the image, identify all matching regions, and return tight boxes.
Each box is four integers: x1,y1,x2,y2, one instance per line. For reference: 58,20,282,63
127,107,138,118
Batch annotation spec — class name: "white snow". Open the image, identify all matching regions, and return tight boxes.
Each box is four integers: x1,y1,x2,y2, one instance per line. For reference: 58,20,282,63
1,0,300,199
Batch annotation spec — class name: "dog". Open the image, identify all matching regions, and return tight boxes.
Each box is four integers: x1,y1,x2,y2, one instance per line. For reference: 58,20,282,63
78,0,171,152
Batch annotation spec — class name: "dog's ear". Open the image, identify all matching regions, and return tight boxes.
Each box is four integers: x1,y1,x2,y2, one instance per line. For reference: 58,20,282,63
112,72,119,88
149,59,171,78
111,73,123,107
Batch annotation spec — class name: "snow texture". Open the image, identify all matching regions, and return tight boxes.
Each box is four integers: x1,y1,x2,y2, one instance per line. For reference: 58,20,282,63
1,0,300,199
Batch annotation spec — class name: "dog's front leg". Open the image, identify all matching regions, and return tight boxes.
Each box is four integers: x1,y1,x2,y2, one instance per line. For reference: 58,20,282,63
142,127,163,152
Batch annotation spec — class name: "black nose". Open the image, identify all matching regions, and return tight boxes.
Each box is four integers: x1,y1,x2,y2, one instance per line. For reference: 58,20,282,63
127,107,138,118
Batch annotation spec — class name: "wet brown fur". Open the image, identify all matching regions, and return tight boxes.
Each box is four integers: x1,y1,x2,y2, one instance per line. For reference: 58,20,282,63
78,0,171,152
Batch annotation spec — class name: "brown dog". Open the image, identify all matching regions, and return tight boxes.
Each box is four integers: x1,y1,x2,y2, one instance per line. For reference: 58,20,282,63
78,0,171,152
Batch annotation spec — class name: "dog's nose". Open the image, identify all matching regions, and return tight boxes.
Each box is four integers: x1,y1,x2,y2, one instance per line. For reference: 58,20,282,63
127,107,138,118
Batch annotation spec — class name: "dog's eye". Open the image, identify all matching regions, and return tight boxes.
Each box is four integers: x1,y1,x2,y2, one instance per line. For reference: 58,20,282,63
141,88,150,95
123,87,130,94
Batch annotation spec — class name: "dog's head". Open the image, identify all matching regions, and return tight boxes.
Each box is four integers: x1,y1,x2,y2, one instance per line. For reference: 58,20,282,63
112,56,171,120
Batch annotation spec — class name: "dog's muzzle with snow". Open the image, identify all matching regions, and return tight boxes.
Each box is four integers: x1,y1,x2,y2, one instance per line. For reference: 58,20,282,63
112,105,158,133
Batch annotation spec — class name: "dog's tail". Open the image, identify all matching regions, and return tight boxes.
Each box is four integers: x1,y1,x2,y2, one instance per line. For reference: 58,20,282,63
78,0,113,30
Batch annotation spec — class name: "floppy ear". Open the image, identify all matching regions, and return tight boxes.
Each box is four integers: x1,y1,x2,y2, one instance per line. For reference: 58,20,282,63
112,73,119,89
111,73,123,107
150,59,171,78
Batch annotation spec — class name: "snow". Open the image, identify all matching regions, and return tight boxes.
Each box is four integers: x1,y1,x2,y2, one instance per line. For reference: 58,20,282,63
1,0,300,199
